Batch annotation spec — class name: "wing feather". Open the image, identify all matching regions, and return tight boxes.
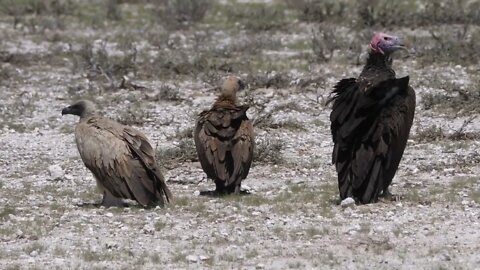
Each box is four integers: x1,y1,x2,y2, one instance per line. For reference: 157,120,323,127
75,117,171,206
229,120,254,186
329,76,414,203
194,105,253,191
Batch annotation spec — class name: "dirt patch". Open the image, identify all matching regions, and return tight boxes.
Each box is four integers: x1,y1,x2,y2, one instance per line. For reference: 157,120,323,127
0,0,480,269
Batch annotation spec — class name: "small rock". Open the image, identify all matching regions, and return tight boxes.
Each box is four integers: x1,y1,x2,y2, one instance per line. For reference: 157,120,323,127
440,253,451,261
374,226,385,233
15,229,24,238
72,198,81,205
199,255,210,261
105,212,114,218
143,223,155,235
193,190,201,196
105,241,118,249
242,184,252,192
256,263,265,269
340,197,355,207
186,254,198,263
181,234,193,241
30,251,38,257
48,165,64,181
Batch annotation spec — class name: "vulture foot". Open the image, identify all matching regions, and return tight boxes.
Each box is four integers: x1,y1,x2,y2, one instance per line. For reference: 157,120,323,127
199,187,251,197
199,190,222,197
379,189,402,202
334,198,342,205
233,184,241,195
101,192,129,207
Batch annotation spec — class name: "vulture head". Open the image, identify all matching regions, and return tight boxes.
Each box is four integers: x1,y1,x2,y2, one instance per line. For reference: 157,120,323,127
369,32,408,55
62,100,97,119
220,76,245,101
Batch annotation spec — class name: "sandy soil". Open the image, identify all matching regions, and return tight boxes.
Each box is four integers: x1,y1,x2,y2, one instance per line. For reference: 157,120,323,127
0,1,479,269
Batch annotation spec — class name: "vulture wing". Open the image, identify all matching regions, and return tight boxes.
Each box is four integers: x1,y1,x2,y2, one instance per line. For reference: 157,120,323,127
194,105,253,189
75,117,172,206
231,120,254,185
330,76,414,203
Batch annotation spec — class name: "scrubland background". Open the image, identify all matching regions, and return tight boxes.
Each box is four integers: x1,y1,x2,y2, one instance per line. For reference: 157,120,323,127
0,0,479,269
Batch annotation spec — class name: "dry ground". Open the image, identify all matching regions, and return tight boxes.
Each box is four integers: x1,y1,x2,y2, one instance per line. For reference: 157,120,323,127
0,0,479,269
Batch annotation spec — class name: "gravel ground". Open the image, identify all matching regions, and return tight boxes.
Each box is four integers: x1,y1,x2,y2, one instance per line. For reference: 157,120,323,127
1,1,480,269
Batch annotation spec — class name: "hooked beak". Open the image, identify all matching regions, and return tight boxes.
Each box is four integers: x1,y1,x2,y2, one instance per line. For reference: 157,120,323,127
238,80,246,91
393,37,411,54
61,107,70,115
61,106,76,116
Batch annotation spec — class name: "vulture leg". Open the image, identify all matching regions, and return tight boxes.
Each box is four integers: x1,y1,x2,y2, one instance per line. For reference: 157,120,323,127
101,191,128,207
233,184,241,195
379,188,402,202
214,181,224,195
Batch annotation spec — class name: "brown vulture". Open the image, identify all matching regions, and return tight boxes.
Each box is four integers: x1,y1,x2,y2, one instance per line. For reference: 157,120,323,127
62,100,172,207
328,32,416,204
194,76,254,195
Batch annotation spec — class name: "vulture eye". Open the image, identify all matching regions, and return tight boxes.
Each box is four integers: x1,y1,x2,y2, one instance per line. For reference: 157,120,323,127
383,37,390,40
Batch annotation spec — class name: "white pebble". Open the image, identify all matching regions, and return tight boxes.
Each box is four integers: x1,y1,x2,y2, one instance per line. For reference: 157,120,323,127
186,254,198,262
340,197,355,207
48,164,64,180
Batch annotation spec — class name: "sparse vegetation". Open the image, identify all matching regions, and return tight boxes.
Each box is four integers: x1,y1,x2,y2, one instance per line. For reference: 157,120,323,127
311,27,339,63
71,40,138,90
153,0,211,29
154,220,167,231
0,0,479,268
157,137,198,168
285,0,347,23
254,138,285,165
413,119,480,143
0,206,16,221
305,226,328,237
23,242,45,256
81,249,116,262
469,188,480,204
421,77,480,114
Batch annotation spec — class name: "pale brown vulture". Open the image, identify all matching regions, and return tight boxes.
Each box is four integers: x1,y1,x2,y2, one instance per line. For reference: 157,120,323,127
329,32,416,204
62,100,172,207
194,77,254,194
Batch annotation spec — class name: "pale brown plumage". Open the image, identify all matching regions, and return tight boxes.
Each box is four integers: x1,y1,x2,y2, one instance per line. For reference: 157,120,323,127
62,100,172,207
194,77,254,194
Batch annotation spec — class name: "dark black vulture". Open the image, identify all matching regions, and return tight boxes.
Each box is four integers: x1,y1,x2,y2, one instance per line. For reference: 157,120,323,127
194,76,254,195
329,32,416,204
62,100,172,207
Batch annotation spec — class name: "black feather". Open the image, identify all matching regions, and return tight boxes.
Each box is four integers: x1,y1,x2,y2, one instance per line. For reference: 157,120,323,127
329,53,415,204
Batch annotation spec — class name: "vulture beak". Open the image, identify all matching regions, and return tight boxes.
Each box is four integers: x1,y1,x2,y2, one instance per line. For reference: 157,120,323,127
61,105,77,116
238,80,246,91
392,37,410,54
61,107,70,116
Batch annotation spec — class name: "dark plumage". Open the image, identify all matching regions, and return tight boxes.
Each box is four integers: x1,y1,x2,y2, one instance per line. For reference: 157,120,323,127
194,77,254,194
329,32,416,204
62,100,172,207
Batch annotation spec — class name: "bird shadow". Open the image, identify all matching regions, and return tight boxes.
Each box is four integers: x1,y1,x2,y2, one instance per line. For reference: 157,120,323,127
199,190,252,198
74,201,132,208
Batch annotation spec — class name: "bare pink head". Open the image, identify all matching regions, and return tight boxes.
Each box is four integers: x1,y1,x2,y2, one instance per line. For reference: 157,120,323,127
370,32,407,55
